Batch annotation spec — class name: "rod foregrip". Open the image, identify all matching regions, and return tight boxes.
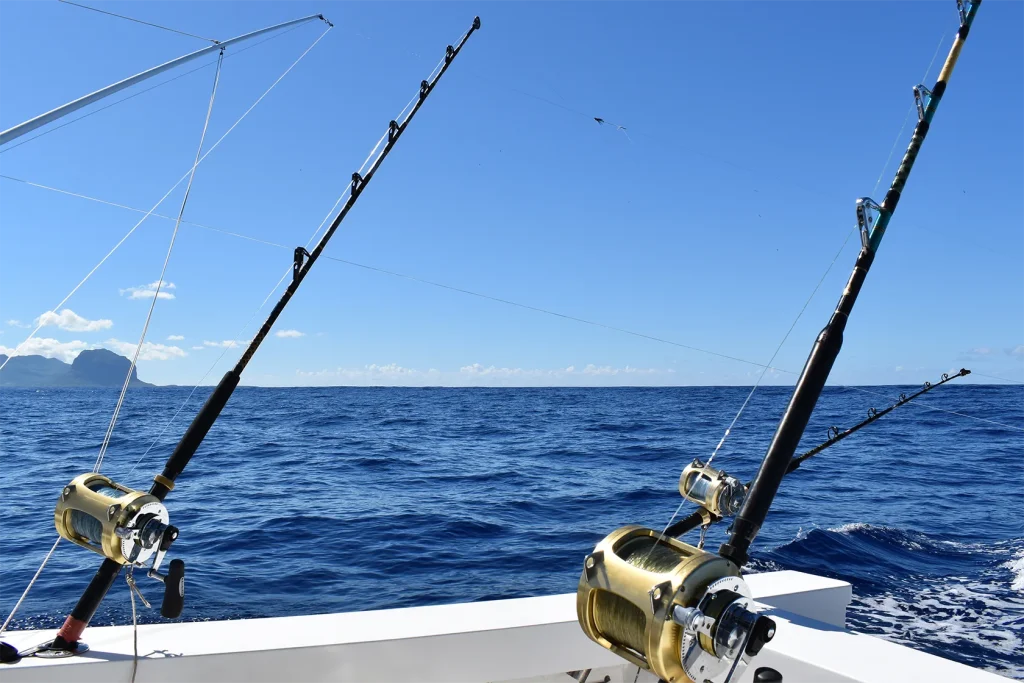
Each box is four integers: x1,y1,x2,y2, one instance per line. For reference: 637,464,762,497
151,370,240,500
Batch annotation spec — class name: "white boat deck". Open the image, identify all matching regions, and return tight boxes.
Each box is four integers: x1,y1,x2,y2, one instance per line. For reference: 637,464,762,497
0,570,1007,682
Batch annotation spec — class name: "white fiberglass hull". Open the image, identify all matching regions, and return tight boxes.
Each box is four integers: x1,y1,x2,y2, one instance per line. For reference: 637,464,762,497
0,570,1007,683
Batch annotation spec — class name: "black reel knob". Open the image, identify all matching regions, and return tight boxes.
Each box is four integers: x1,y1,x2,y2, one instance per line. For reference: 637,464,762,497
160,559,185,619
0,641,21,664
745,614,777,657
754,667,783,682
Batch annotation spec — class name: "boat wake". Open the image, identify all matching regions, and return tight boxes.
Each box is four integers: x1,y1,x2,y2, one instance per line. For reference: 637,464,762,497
751,523,1024,679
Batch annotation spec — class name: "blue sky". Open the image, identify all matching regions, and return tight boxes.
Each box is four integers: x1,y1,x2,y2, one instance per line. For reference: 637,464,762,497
0,1,1020,387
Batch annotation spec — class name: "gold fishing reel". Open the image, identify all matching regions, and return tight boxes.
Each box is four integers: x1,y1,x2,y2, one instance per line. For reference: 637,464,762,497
55,473,185,618
577,526,775,683
679,460,746,518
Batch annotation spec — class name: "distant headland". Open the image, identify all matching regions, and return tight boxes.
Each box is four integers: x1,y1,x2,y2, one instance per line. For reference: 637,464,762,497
0,349,153,388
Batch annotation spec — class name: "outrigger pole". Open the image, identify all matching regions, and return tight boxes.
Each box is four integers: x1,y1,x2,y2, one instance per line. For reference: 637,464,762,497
49,16,481,651
0,13,331,146
719,0,981,567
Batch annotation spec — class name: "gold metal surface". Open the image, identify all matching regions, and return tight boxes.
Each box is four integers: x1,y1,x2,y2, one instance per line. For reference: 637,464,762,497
152,473,175,491
576,525,740,683
54,473,159,564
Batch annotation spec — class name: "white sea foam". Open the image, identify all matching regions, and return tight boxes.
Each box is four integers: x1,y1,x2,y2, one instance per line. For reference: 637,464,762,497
1003,548,1024,592
848,575,1024,678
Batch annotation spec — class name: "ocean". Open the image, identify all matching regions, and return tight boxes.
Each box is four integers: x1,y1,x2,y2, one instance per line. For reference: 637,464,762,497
1,384,1021,677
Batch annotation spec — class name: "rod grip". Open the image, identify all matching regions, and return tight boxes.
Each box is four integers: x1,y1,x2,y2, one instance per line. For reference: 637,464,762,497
161,559,185,619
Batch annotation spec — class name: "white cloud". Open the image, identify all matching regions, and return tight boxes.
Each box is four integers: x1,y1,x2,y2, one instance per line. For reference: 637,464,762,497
1009,345,1024,357
167,334,185,341
289,362,680,388
297,364,440,382
6,319,30,328
581,364,657,376
0,337,90,363
0,337,186,363
120,280,176,300
35,309,112,332
971,347,993,355
191,345,205,350
275,329,305,338
203,340,238,349
103,339,186,361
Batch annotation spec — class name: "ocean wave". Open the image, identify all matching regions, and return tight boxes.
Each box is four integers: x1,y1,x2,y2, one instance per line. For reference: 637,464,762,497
757,523,1024,678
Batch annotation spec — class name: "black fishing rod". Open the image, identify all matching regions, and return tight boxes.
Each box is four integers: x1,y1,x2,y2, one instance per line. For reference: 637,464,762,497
665,368,971,539
786,368,970,474
718,0,981,567
43,17,481,653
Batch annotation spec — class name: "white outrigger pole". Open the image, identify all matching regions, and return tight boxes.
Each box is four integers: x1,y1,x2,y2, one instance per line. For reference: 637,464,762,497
0,13,331,146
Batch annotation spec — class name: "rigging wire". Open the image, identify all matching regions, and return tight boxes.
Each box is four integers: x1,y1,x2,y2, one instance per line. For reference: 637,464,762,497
0,538,61,636
3,171,1019,441
94,49,226,474
0,21,308,155
58,0,219,44
122,266,294,481
0,25,332,374
0,173,791,374
0,26,334,636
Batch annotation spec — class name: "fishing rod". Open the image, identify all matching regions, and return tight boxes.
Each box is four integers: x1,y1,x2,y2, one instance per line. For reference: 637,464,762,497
8,16,482,658
666,368,972,539
0,14,332,147
719,0,980,568
785,368,970,474
576,4,981,682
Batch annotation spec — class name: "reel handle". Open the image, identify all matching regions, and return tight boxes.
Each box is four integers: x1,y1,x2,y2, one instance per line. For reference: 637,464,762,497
160,559,185,619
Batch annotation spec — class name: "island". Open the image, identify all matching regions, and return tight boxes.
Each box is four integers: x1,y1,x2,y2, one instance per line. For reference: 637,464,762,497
0,349,154,387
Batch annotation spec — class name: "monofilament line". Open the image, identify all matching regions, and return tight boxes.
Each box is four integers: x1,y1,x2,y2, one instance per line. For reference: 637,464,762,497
93,50,225,474
0,537,61,635
0,27,331,375
58,0,219,43
0,168,798,376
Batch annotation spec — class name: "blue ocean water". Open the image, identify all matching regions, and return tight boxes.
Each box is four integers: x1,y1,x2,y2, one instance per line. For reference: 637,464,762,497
1,384,1022,677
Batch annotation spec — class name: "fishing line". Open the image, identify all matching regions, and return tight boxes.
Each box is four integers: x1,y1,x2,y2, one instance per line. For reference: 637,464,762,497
655,224,856,548
845,385,1024,433
0,175,795,374
58,0,219,44
0,538,61,636
122,266,296,481
655,29,957,543
0,26,331,374
94,49,225,474
126,568,142,683
871,32,947,196
0,22,308,155
971,371,1024,384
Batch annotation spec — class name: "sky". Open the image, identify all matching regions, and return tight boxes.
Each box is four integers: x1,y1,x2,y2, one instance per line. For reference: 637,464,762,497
0,1,1021,388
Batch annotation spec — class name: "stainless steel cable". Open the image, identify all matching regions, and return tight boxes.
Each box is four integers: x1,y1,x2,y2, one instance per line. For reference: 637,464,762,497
0,26,331,374
58,0,219,44
0,537,61,635
94,50,225,474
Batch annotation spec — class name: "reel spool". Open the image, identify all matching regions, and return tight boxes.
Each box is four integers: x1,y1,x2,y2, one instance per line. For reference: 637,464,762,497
679,460,746,518
55,473,185,618
577,526,775,683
